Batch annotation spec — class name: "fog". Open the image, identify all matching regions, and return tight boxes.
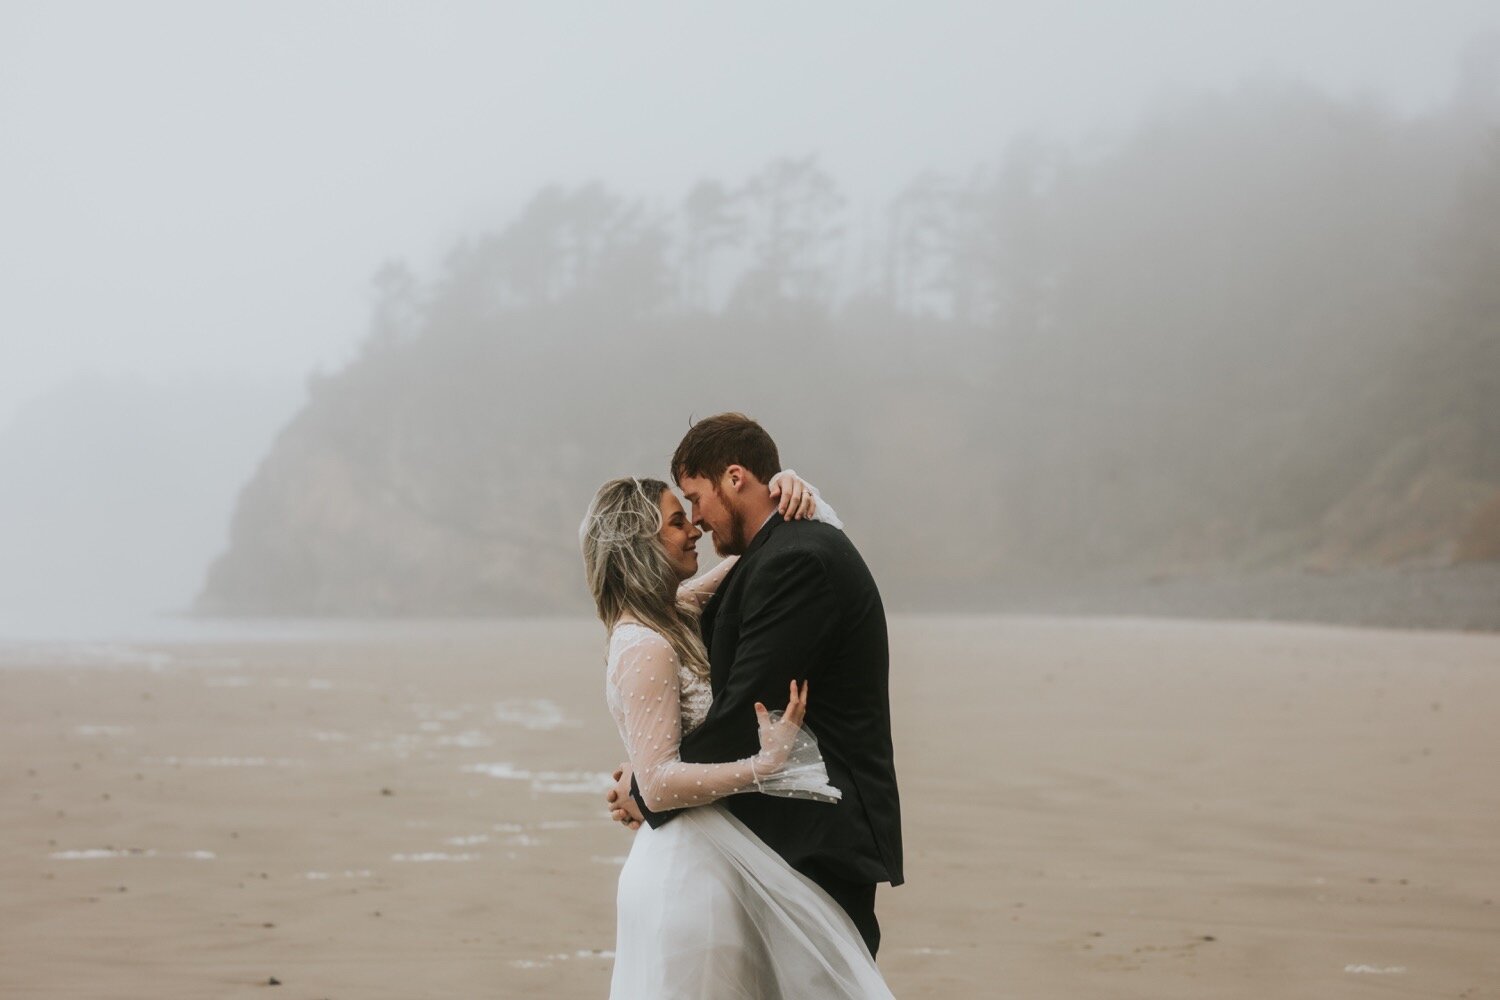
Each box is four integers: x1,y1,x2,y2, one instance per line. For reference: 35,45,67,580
2,1,1497,638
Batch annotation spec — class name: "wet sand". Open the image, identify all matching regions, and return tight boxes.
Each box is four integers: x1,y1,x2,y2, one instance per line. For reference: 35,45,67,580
2,615,1497,998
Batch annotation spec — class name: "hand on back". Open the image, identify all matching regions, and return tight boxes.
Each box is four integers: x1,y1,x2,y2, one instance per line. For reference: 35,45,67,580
753,679,810,776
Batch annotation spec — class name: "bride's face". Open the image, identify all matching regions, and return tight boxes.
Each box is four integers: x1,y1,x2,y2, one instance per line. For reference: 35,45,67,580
657,489,703,581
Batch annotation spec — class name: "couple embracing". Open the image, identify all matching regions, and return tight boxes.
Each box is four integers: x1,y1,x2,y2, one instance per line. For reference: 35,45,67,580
579,412,902,998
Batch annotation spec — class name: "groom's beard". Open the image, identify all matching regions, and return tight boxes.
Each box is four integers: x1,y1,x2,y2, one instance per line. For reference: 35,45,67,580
712,497,750,556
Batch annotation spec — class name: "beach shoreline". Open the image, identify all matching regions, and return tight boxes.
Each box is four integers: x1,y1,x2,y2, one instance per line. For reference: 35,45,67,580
2,615,1496,998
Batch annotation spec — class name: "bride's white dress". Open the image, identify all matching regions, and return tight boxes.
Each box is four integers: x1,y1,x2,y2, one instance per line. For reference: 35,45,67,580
605,620,894,998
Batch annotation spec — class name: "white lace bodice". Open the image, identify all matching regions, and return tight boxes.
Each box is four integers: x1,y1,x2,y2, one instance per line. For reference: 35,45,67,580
678,654,713,735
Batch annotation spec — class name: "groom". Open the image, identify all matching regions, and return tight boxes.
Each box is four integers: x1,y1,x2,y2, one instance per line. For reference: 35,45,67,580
608,412,903,957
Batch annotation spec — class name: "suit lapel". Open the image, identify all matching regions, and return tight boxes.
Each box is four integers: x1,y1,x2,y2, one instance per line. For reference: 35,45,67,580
701,512,782,694
700,567,731,641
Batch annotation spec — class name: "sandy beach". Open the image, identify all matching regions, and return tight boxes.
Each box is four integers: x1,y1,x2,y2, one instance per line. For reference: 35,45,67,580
2,614,1497,999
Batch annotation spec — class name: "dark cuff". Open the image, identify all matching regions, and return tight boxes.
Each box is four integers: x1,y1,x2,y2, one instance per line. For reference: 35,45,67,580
630,773,683,829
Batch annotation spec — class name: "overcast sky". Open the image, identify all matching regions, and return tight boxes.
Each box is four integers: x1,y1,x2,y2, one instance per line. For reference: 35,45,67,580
2,0,1496,432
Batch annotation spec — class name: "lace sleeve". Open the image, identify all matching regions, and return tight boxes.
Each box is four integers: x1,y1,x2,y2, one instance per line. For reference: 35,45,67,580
607,628,841,811
677,556,738,610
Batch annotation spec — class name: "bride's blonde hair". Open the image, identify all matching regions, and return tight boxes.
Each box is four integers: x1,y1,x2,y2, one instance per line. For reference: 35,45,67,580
580,477,711,678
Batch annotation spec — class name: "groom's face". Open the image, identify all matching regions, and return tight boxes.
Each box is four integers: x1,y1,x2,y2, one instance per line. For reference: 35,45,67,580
678,472,749,556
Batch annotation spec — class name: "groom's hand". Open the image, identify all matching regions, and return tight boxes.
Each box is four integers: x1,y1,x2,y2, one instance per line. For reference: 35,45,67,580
606,762,643,830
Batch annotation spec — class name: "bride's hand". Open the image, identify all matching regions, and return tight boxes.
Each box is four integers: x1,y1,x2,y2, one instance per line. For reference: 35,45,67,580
768,470,818,521
752,679,809,777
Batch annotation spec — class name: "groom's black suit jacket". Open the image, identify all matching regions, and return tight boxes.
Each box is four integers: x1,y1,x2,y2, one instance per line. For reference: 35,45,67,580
634,512,904,891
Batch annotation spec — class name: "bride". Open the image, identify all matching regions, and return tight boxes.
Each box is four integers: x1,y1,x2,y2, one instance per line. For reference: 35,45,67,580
579,472,894,998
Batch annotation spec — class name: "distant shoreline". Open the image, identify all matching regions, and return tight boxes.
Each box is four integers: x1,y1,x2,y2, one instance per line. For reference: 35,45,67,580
2,563,1494,647
919,562,1500,634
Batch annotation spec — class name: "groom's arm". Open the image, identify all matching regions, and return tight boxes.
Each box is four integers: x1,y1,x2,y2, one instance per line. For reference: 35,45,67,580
632,545,839,828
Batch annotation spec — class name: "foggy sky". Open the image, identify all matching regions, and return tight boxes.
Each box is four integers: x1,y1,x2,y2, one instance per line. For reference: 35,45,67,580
1,0,1496,433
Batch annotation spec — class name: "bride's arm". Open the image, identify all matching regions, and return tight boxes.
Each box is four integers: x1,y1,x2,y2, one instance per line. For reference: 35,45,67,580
769,468,843,529
677,555,738,610
609,630,838,813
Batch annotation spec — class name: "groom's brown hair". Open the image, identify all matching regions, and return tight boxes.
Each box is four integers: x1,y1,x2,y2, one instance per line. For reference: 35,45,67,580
671,413,781,487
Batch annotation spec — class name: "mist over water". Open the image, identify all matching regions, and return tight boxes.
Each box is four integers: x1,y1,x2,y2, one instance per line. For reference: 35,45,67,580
2,4,1497,640
0,373,303,640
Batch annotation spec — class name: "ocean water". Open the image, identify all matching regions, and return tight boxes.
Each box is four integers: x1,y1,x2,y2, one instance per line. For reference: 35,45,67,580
0,613,580,667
